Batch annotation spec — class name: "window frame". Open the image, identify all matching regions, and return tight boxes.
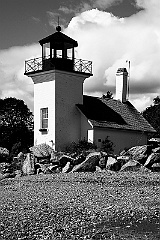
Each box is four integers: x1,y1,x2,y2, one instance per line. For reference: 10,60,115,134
40,107,48,130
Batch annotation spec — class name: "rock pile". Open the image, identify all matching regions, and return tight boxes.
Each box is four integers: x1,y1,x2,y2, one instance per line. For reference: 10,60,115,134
0,142,160,180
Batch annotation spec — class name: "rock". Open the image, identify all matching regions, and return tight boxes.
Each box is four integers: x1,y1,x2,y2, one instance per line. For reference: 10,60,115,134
0,162,13,174
151,162,160,172
99,154,108,169
106,157,117,166
152,147,160,153
120,160,141,171
50,151,64,162
107,161,121,171
72,153,86,166
62,162,73,173
123,145,152,165
144,153,160,168
29,143,53,158
22,153,35,175
13,152,26,171
35,163,53,174
119,149,126,156
95,166,106,172
71,152,101,172
59,155,75,168
38,158,50,164
106,157,121,171
117,156,130,167
48,165,59,172
120,159,151,172
14,170,22,177
0,172,15,180
36,163,59,174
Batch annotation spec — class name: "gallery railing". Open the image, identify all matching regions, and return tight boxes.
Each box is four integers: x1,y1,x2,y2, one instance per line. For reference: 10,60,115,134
25,55,92,75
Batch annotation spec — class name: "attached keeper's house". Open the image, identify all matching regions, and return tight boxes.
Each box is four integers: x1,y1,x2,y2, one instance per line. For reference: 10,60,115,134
25,26,155,154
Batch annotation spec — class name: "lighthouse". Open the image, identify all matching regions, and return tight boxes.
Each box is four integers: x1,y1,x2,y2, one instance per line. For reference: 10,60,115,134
25,26,92,151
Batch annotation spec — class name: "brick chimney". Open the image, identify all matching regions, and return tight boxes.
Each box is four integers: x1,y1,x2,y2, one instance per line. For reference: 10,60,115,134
115,68,128,103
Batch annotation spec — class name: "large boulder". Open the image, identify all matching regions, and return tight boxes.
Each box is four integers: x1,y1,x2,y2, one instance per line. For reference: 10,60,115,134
22,153,35,175
62,162,73,173
71,152,101,172
72,153,86,166
144,153,160,168
50,151,64,163
106,156,117,166
12,152,26,171
120,159,141,171
36,163,56,174
30,143,53,158
58,155,75,168
117,156,130,167
122,145,152,165
120,159,151,172
106,157,121,171
98,153,108,169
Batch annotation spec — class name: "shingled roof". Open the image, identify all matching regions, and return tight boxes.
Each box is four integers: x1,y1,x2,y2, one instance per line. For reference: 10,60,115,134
76,95,156,133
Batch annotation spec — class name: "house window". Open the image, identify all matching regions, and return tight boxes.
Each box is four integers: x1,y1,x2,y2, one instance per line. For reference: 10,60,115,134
40,108,48,129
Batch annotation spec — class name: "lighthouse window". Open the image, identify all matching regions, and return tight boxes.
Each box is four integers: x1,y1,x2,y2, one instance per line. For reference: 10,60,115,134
40,108,48,129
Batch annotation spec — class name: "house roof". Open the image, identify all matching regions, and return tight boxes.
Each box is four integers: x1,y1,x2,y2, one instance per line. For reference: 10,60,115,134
39,31,78,49
76,95,156,133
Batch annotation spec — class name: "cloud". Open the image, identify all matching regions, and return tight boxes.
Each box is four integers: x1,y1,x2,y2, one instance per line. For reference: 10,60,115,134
0,44,41,112
59,0,123,16
91,0,123,9
59,6,77,15
32,17,41,23
64,0,160,111
46,11,68,29
135,0,160,10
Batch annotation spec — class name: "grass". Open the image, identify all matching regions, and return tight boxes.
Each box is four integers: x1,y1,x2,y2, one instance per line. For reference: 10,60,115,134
0,172,160,239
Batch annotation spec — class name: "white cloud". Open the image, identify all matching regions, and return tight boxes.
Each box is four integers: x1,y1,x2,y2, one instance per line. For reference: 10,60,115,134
59,0,123,16
32,17,41,23
59,6,75,14
92,0,123,9
64,0,160,111
0,44,41,112
135,0,160,10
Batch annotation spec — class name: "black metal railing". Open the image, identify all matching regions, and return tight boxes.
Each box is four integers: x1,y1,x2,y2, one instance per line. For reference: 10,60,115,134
25,55,92,75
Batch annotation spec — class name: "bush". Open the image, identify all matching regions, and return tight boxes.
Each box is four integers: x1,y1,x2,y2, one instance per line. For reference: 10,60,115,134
100,136,114,154
0,147,9,163
65,140,97,154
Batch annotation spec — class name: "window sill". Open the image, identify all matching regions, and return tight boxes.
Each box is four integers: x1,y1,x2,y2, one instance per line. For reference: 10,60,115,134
39,128,48,132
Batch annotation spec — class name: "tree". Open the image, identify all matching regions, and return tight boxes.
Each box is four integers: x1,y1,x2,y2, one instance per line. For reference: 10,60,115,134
102,91,113,99
0,97,34,153
153,96,160,105
100,136,114,154
142,96,160,137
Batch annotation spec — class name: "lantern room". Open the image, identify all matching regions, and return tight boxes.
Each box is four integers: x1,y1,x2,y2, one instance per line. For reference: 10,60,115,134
25,26,92,76
39,26,78,72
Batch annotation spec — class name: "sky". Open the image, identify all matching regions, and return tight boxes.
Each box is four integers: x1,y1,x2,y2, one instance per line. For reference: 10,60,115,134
0,0,160,113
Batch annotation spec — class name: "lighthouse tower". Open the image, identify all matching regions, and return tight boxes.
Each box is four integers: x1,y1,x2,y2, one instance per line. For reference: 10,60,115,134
25,26,92,151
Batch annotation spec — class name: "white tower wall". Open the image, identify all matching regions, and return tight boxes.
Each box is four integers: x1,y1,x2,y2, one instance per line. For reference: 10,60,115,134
30,69,88,150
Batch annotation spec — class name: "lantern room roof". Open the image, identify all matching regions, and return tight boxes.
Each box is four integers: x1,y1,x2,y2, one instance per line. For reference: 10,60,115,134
39,28,78,49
